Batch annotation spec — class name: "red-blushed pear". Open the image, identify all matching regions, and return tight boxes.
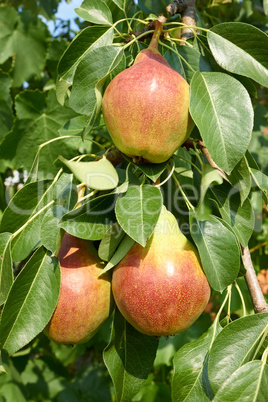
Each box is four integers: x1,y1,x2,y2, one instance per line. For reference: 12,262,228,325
102,21,193,164
45,233,113,344
112,206,210,336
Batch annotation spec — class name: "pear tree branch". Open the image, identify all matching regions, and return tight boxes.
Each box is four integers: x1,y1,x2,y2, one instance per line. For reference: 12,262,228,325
166,0,197,41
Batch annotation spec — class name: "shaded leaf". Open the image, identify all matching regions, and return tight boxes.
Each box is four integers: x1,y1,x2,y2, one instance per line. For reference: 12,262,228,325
101,235,135,275
227,157,252,206
0,73,13,141
210,183,255,247
0,7,49,87
40,206,66,255
60,193,117,240
103,309,159,402
98,222,125,261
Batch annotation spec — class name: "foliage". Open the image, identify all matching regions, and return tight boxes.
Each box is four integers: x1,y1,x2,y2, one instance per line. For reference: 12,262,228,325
0,0,268,400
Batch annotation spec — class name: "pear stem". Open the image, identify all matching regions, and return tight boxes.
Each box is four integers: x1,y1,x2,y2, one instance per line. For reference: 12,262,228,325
148,20,163,52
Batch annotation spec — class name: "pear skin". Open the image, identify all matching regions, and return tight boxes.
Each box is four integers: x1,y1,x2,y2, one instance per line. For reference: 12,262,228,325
102,21,193,164
112,207,210,336
45,233,113,344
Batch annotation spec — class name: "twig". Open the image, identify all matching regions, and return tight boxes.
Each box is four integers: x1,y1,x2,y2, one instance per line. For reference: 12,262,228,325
198,140,231,183
241,246,268,313
166,0,197,41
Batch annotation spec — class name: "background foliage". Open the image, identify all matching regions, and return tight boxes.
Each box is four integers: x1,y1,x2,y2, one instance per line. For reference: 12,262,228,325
0,0,268,401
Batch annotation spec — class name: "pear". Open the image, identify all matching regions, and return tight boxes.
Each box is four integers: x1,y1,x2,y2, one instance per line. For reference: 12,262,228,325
102,21,193,164
112,206,210,336
45,233,113,344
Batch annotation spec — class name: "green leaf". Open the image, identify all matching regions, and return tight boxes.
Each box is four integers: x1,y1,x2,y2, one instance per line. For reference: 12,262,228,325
60,193,117,240
172,323,221,401
227,157,252,206
208,23,268,87
58,155,119,190
0,7,49,87
0,247,60,356
0,73,13,140
137,0,169,14
40,206,66,254
208,313,268,393
115,185,163,246
98,222,125,261
250,168,268,205
123,156,169,182
213,360,268,402
0,233,13,306
103,309,159,402
101,235,135,275
0,90,79,176
0,174,73,262
112,0,127,11
57,26,113,84
75,0,113,25
164,45,211,83
210,183,255,247
190,72,253,174
190,214,240,292
69,45,123,116
200,165,223,204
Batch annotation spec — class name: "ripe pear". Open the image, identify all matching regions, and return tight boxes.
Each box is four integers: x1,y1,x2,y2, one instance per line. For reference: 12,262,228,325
45,233,113,344
102,21,193,164
112,206,210,336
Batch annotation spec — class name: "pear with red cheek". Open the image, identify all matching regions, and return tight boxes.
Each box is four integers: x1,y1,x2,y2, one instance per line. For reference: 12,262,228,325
102,21,193,164
45,233,113,344
112,206,210,336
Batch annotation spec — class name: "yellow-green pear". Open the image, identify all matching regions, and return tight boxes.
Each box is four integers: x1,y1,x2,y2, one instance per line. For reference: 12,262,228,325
102,21,193,164
112,206,210,336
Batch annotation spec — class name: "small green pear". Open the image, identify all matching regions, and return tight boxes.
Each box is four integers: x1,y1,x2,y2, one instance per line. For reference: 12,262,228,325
112,206,210,336
45,233,113,344
102,21,193,164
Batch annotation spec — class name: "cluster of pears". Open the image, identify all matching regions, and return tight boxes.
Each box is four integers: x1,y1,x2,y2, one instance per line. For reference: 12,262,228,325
102,20,193,164
45,22,209,344
46,207,209,344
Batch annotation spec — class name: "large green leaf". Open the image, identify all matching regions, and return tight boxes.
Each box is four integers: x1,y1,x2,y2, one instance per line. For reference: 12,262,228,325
69,45,123,116
75,0,113,25
0,73,13,141
0,247,60,356
103,309,159,402
213,360,268,401
138,0,169,14
57,26,113,85
190,72,253,174
164,45,211,83
190,214,240,292
0,90,80,176
172,323,221,401
208,23,268,87
208,313,268,393
115,185,163,246
0,7,49,87
0,233,13,306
